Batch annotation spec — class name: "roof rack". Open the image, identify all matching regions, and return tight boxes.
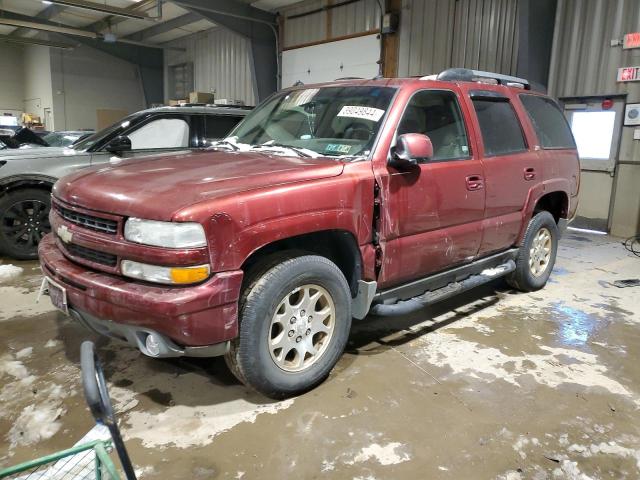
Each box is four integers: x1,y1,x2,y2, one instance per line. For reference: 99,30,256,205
426,68,531,90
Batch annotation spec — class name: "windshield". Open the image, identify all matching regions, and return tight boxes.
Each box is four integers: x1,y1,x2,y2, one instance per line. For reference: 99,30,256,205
43,132,87,148
225,86,395,159
72,113,138,151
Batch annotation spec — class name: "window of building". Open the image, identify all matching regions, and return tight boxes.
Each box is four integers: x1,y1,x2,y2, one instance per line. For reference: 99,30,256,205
569,111,616,159
472,98,527,156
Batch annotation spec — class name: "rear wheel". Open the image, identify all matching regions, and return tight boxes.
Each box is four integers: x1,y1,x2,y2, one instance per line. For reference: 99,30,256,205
507,211,558,292
0,189,51,260
225,254,352,398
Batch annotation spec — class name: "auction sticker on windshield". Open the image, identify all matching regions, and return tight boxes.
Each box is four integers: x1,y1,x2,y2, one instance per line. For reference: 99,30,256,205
337,106,385,122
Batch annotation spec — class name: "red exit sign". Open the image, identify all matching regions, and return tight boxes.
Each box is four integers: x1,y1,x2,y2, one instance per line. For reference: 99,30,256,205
624,33,640,49
618,67,640,82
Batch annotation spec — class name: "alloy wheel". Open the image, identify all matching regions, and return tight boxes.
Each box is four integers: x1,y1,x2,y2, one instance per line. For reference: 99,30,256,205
529,227,552,277
268,284,335,373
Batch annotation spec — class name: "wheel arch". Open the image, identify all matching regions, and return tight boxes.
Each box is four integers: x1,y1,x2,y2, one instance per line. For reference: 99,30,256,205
0,175,57,198
240,229,363,298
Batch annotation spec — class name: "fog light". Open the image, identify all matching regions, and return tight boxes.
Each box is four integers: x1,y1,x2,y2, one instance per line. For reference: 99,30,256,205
145,334,161,357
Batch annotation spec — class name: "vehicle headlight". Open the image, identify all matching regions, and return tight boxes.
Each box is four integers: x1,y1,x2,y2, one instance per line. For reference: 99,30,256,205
124,218,206,248
121,260,210,285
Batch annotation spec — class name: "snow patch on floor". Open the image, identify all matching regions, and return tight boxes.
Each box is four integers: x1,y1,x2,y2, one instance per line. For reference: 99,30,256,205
0,264,23,284
418,332,638,402
124,397,294,448
346,442,411,466
8,402,65,447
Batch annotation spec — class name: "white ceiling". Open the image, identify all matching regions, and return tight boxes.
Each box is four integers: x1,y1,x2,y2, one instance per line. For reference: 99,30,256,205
0,0,304,47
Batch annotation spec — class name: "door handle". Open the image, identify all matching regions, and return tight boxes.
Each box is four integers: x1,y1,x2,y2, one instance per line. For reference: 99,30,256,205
466,175,484,191
524,167,536,181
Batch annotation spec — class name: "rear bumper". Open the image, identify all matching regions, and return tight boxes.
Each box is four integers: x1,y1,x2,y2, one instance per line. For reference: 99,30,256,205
38,233,244,350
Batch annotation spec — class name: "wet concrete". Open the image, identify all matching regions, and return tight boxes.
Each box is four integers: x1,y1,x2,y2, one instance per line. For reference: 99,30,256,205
1,231,639,479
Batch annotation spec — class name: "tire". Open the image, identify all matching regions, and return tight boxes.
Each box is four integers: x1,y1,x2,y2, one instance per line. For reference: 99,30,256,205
506,211,558,292
0,189,51,260
225,254,352,398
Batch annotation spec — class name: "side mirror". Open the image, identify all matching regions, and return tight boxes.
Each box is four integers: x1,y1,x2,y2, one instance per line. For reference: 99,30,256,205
105,135,131,154
389,133,433,169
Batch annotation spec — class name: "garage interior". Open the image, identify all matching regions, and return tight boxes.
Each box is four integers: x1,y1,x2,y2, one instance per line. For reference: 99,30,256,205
1,0,640,479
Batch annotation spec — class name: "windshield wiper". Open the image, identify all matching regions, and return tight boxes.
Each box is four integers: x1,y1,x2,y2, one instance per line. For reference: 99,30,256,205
255,142,312,158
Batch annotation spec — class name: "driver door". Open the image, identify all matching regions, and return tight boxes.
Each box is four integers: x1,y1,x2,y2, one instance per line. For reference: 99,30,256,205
374,88,486,288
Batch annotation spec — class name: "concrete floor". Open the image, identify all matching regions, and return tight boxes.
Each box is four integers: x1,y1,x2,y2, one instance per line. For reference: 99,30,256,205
1,231,639,479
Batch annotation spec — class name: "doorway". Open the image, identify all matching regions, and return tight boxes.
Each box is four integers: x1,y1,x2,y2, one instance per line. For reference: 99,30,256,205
561,96,625,232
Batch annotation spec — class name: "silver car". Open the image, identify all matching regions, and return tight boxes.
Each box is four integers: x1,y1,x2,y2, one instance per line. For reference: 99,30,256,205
0,105,250,259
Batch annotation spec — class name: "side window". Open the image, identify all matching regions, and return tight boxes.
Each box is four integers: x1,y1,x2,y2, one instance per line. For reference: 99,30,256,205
519,95,576,149
127,117,190,150
472,98,526,156
204,115,244,143
397,90,470,161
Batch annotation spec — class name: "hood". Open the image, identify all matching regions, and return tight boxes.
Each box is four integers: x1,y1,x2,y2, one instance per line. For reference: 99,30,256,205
54,149,345,220
0,146,77,160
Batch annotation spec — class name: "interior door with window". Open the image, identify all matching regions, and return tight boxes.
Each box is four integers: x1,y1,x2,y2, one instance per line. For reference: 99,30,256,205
376,88,486,288
561,97,624,231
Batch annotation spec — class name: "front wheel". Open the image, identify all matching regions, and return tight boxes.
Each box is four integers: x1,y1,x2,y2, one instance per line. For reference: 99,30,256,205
507,211,559,292
225,255,352,398
0,189,51,260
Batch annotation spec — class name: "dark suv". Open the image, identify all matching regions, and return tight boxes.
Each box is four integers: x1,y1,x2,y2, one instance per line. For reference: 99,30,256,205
39,69,579,398
0,105,250,259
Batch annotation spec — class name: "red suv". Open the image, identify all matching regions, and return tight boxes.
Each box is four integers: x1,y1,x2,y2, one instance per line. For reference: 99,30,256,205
39,69,579,398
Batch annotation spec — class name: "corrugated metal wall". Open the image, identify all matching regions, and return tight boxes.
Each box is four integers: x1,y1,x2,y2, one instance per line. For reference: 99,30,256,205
281,0,381,49
164,27,256,106
548,0,640,237
548,0,640,100
398,0,519,77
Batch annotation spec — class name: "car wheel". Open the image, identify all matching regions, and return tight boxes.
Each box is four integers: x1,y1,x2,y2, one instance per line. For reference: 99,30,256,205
506,211,559,292
225,254,352,398
0,189,51,260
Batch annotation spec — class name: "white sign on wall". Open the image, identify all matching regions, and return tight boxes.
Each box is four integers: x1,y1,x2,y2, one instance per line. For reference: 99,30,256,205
617,66,640,82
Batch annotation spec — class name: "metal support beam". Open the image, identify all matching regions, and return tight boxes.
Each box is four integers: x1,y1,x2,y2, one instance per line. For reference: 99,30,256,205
173,0,278,101
8,4,66,37
44,0,152,20
124,12,202,42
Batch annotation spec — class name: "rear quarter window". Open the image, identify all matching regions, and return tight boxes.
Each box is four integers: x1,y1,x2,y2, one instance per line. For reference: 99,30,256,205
471,98,527,156
519,95,576,149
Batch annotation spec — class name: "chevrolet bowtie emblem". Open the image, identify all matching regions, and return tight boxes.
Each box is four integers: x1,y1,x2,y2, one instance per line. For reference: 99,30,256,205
57,225,73,244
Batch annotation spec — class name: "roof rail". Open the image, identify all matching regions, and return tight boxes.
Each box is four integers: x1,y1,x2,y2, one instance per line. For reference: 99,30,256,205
429,68,531,90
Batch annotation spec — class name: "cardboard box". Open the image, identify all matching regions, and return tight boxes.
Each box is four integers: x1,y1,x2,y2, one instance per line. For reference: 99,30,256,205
169,99,187,106
189,91,215,104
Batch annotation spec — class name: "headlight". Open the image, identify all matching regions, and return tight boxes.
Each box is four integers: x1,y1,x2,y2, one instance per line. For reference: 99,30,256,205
121,260,210,285
124,218,206,248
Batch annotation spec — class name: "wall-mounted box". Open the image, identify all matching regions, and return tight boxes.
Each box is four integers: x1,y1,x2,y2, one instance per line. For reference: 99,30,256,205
624,104,640,126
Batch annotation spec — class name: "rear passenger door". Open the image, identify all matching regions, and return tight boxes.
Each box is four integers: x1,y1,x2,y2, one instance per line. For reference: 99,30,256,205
199,114,245,147
466,90,539,256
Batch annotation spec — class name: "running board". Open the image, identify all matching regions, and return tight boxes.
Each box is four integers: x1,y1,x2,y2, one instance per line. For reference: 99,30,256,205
370,255,517,316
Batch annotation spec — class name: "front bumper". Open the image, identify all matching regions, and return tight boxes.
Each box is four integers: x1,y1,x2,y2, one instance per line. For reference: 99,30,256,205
38,233,244,351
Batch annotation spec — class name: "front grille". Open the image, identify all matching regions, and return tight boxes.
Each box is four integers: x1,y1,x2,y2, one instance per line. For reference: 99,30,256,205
57,205,118,234
65,243,118,267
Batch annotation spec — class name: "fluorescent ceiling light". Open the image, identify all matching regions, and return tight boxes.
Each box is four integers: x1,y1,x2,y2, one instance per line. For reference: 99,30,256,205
44,0,152,20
